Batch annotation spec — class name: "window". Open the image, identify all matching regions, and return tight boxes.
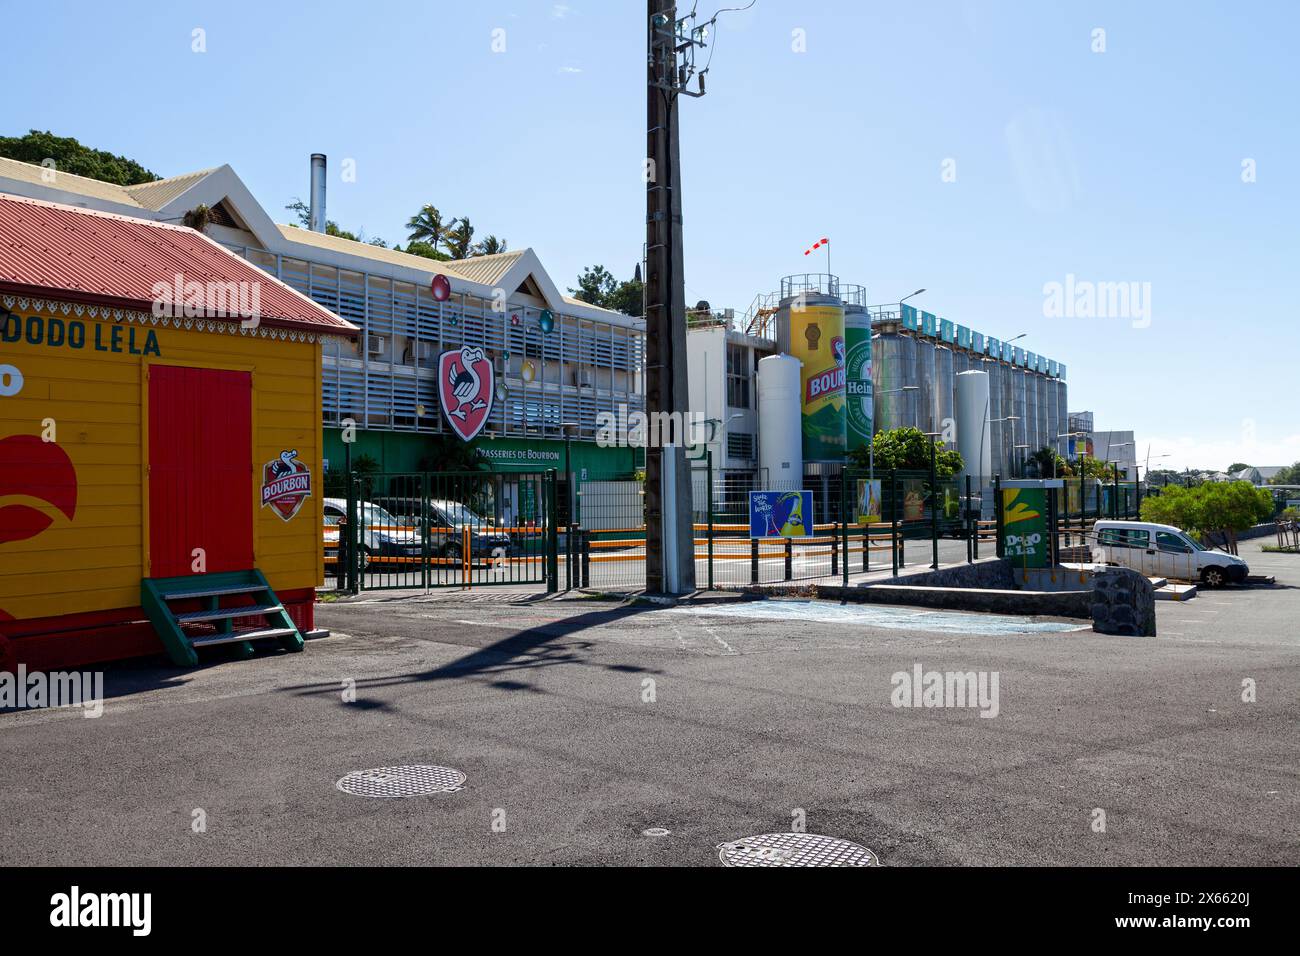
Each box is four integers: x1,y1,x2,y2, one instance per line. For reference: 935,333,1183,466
726,344,751,409
1156,531,1191,553
1099,528,1149,548
727,431,755,460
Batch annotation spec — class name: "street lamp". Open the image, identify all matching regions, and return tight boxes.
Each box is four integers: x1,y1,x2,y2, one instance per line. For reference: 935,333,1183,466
989,414,1019,478
900,288,926,306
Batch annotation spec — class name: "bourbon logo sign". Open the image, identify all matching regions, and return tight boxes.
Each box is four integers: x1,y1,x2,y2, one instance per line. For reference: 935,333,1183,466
439,346,494,442
261,449,312,521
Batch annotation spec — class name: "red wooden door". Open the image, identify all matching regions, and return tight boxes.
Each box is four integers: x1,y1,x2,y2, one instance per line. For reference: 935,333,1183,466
148,365,253,577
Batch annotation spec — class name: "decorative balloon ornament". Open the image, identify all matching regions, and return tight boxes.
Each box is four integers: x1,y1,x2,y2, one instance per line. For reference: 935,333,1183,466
430,274,451,302
521,360,536,383
538,309,554,334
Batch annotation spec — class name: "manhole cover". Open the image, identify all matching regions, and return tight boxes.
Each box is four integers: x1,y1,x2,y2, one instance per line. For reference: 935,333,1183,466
336,765,465,798
717,832,880,867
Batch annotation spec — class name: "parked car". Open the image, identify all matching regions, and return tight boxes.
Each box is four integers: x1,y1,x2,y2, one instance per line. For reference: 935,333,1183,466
322,498,421,568
326,497,513,565
1091,520,1248,587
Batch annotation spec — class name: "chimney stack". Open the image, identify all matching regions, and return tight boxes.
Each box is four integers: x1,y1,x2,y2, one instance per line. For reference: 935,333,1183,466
309,154,327,233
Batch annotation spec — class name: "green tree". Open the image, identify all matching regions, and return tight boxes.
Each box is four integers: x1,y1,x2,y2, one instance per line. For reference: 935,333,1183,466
406,204,451,253
283,198,382,244
400,241,451,261
1227,462,1251,474
1140,480,1272,554
570,265,618,306
0,130,159,185
1026,446,1069,478
443,217,475,259
569,265,643,316
605,277,644,317
472,235,508,256
848,427,964,479
1269,462,1300,486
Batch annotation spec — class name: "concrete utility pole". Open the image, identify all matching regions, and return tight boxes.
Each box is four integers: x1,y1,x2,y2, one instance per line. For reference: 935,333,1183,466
645,0,705,594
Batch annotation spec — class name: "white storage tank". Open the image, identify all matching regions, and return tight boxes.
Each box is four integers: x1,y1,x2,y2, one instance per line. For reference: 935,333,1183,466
757,353,804,485
955,370,992,486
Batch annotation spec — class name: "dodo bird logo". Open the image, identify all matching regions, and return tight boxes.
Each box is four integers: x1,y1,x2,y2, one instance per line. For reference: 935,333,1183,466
438,345,494,442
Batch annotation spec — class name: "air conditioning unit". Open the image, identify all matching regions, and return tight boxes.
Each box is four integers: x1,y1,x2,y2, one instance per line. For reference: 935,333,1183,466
367,336,385,356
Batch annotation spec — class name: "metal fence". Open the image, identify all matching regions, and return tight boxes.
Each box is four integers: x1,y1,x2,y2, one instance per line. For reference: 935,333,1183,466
324,465,1141,594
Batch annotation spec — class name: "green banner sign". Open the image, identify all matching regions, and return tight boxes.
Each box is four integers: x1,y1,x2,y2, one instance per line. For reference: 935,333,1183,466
1001,486,1048,567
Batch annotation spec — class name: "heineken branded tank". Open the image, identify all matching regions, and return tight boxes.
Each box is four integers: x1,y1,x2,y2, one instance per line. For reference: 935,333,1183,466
843,294,873,456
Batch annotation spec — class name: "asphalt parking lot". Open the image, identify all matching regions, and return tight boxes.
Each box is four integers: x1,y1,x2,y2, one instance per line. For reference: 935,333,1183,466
1,539,1296,866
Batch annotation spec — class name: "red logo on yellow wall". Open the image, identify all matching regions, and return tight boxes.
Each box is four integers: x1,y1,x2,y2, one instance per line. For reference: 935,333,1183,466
0,435,78,545
261,449,312,521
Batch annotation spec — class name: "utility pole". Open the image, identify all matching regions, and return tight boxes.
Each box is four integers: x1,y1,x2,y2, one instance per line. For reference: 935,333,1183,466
645,1,706,594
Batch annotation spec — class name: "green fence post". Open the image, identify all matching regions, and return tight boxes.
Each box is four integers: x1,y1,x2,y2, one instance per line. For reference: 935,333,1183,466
890,469,899,577
966,474,973,564
930,444,940,570
994,475,1004,559
840,468,849,587
707,450,715,591
545,469,558,593
346,476,360,594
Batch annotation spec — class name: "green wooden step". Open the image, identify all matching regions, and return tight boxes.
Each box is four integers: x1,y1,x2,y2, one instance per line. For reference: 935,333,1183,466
141,569,304,667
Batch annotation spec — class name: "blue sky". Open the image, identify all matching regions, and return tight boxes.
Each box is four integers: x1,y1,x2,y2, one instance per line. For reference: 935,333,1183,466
4,0,1296,470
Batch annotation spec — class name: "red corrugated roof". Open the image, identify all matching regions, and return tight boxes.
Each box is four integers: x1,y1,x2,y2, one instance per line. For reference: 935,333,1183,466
0,192,357,336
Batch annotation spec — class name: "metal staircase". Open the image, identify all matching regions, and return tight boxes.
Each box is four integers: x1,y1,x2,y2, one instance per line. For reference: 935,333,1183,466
140,569,304,666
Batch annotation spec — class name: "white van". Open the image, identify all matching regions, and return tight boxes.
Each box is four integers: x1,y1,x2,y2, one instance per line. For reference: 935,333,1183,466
1091,520,1248,587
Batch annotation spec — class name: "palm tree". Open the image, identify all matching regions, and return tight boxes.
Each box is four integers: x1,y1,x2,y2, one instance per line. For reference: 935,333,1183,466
406,204,450,253
472,234,508,257
444,217,475,259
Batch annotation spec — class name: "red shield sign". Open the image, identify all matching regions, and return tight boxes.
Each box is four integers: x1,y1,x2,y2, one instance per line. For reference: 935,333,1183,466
261,449,312,521
439,346,494,442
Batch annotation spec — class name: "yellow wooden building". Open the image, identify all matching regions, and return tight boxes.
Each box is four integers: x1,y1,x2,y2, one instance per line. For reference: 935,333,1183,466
0,194,357,670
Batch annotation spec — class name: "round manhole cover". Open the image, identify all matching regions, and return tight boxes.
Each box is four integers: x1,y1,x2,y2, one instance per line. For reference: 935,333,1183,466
717,832,880,867
336,765,465,798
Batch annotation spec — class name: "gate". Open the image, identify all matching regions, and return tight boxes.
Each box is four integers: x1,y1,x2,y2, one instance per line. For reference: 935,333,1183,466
330,470,558,591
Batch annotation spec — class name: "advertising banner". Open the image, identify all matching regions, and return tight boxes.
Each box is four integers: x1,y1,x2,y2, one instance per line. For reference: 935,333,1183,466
902,479,926,521
844,308,873,456
749,490,813,538
789,303,846,460
1001,486,1048,567
857,479,882,524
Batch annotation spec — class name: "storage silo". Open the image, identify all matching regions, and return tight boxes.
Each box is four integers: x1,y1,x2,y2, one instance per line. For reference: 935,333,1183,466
1038,374,1053,458
1023,367,1039,455
934,346,955,439
775,280,845,461
954,350,970,375
871,324,918,432
1000,362,1015,477
915,336,936,434
757,354,804,484
1056,378,1069,457
842,293,872,456
985,358,1005,478
955,370,991,486
1012,367,1028,474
